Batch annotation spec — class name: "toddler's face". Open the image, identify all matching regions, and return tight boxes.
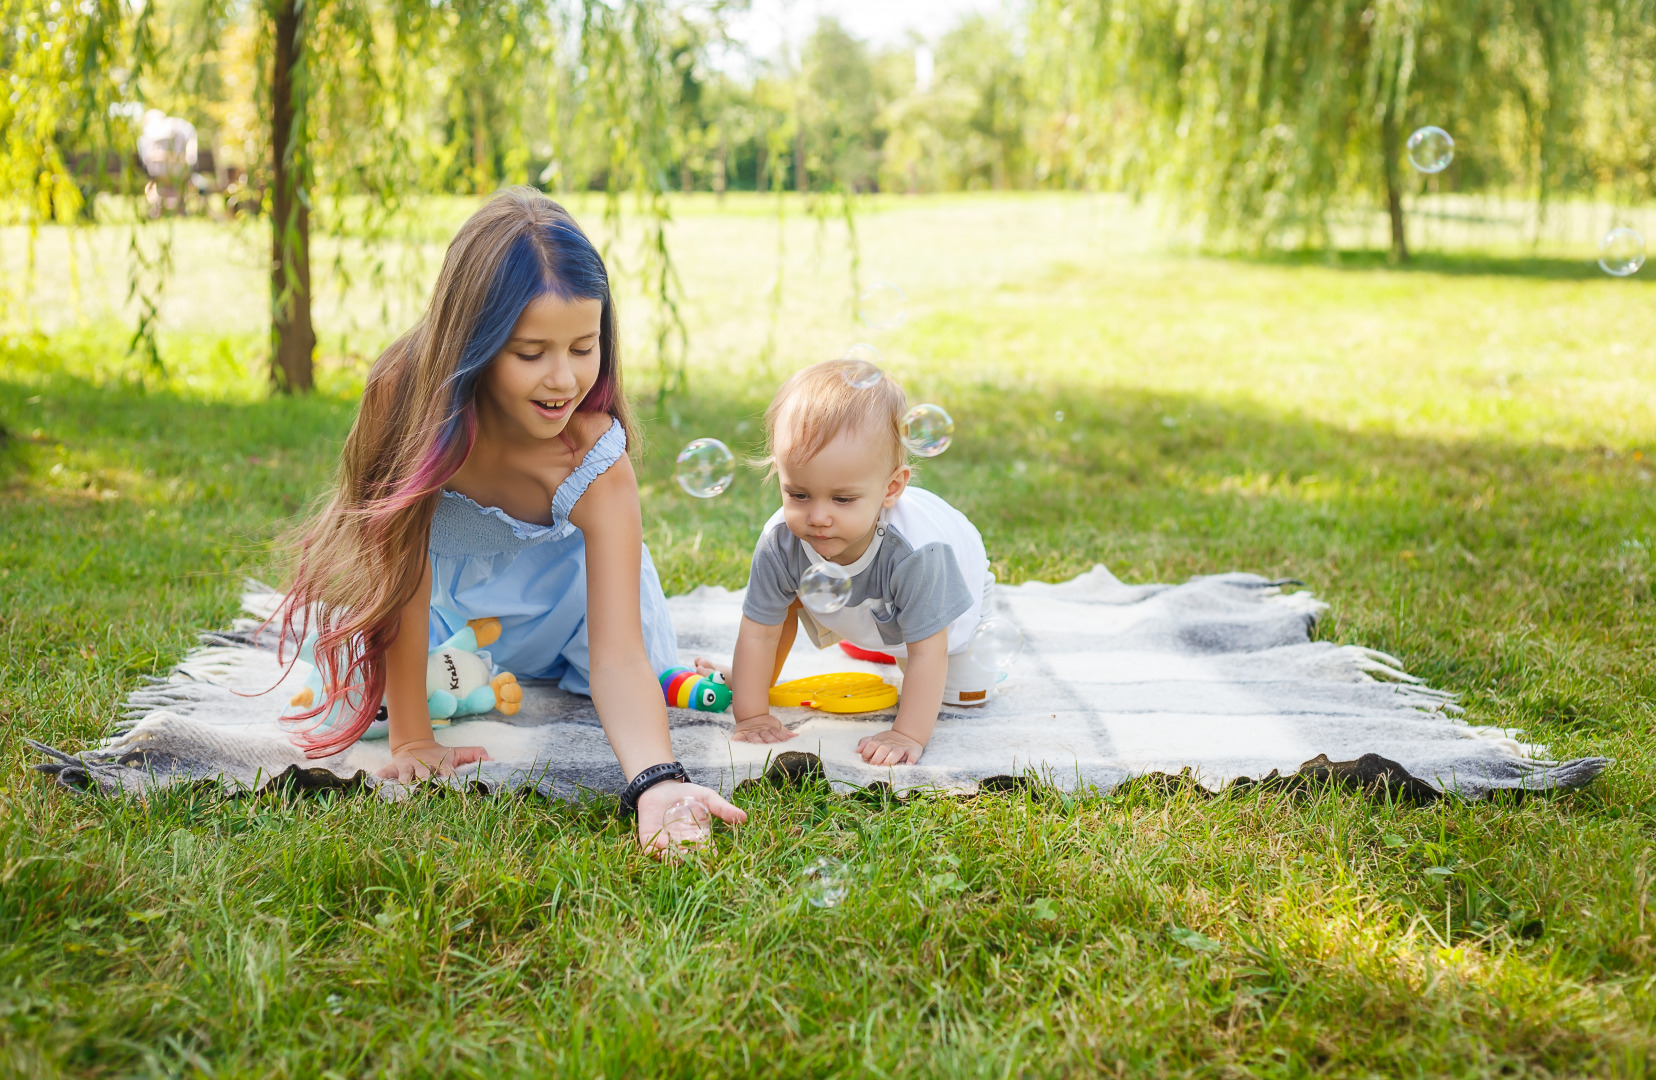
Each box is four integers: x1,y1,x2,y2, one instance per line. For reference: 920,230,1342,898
478,293,603,441
775,427,908,563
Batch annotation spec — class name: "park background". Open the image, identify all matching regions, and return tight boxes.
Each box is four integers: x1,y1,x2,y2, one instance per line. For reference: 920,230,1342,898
4,0,1656,1074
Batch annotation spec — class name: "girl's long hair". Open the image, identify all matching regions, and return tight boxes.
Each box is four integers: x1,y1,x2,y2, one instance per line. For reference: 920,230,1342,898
277,187,636,757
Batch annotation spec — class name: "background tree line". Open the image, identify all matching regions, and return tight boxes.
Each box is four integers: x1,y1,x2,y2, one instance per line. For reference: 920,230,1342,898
4,0,1654,392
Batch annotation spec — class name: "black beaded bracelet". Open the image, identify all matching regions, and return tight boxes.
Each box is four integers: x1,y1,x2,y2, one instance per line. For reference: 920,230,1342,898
618,761,689,816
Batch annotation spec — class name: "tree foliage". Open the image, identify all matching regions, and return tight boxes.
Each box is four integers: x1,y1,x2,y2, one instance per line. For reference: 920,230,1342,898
1,0,706,393
1025,0,1656,257
8,0,1656,380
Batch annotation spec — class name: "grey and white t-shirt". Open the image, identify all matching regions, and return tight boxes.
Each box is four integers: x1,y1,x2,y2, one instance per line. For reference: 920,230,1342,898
743,486,991,657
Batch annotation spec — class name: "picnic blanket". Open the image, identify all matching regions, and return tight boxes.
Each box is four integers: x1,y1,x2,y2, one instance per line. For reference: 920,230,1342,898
32,568,1610,801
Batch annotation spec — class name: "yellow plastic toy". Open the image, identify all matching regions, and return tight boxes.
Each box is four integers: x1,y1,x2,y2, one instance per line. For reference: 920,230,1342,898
769,672,899,714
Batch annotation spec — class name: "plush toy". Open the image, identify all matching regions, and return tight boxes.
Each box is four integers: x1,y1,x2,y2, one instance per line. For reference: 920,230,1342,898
424,620,523,722
659,666,732,712
280,617,522,741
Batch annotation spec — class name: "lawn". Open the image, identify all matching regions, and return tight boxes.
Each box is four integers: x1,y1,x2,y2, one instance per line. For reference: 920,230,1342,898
2,192,1654,1077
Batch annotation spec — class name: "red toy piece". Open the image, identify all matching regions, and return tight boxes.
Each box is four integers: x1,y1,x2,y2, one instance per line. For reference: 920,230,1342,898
839,640,897,665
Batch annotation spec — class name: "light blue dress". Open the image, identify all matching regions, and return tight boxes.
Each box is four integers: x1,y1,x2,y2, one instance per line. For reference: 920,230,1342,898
426,417,678,694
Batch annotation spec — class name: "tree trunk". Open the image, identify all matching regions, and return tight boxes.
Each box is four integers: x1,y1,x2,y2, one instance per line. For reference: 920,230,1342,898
714,127,727,203
793,128,806,193
1381,108,1409,263
270,0,315,393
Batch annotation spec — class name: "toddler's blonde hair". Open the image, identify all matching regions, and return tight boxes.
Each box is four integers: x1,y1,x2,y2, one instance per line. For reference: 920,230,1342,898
764,359,909,474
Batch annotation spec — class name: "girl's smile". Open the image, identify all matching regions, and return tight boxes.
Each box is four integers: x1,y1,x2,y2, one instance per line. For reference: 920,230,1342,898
531,397,575,421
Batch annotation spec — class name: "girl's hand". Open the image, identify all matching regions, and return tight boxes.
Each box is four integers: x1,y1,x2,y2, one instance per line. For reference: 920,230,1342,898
635,780,747,853
857,729,924,767
375,739,493,783
730,713,797,744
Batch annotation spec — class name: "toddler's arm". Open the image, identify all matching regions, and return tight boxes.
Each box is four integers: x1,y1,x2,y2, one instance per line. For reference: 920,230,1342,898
376,559,493,782
729,607,800,744
857,628,948,766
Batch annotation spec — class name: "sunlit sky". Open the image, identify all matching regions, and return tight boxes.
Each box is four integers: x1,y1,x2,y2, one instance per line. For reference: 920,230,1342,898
722,0,1005,57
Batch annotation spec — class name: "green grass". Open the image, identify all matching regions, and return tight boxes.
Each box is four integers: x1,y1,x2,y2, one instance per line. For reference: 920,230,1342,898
3,193,1656,1076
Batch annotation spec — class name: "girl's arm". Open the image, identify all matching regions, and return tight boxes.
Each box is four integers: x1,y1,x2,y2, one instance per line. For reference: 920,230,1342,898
375,558,493,782
570,455,747,846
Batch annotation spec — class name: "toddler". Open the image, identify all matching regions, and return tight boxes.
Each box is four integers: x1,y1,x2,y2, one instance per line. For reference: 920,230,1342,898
728,360,997,765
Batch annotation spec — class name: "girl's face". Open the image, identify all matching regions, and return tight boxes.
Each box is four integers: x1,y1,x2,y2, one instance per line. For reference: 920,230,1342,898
477,292,604,443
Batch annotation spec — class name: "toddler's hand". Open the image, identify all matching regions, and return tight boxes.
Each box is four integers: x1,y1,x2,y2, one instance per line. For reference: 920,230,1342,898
692,655,732,679
375,739,492,783
730,713,797,744
857,729,924,767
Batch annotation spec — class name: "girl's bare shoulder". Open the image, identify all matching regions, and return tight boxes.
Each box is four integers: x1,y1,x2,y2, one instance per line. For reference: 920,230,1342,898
567,409,617,457
569,429,639,530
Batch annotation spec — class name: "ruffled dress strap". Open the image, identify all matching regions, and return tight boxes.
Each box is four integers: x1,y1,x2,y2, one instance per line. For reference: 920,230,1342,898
550,417,627,533
429,416,627,557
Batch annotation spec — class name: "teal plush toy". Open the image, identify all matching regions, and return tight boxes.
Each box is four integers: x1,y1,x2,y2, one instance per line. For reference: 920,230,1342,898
280,617,522,741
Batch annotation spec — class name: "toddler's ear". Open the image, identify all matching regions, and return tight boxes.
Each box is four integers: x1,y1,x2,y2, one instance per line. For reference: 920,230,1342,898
883,464,911,506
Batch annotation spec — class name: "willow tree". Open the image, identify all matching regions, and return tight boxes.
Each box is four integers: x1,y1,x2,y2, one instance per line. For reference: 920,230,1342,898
1028,0,1648,259
2,0,687,392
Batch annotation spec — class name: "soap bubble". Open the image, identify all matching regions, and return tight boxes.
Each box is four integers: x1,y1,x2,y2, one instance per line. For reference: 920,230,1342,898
969,616,1024,672
801,857,850,908
1054,411,1065,423
799,561,852,615
1406,126,1454,174
902,403,954,458
662,798,712,853
858,282,907,330
840,345,884,389
843,342,881,366
675,438,734,498
1599,227,1646,277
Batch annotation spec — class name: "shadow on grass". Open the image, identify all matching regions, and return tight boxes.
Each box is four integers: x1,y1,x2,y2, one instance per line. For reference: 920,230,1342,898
1232,248,1645,283
3,360,1652,753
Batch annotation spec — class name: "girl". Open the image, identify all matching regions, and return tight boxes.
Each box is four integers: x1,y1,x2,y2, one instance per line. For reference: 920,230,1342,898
278,188,744,850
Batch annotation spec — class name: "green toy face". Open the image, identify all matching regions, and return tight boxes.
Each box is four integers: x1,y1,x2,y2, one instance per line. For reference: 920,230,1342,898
694,681,733,712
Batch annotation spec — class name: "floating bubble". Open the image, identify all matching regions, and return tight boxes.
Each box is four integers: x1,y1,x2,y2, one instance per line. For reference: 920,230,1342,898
662,798,712,853
843,342,881,366
858,282,907,330
842,361,883,390
1054,411,1065,423
1406,126,1454,174
799,561,852,615
801,857,850,908
675,438,734,498
902,403,954,458
969,616,1024,672
1599,227,1646,277
840,345,885,389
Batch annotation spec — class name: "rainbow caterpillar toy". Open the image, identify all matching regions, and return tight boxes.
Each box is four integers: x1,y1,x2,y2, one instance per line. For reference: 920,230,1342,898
659,666,733,712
